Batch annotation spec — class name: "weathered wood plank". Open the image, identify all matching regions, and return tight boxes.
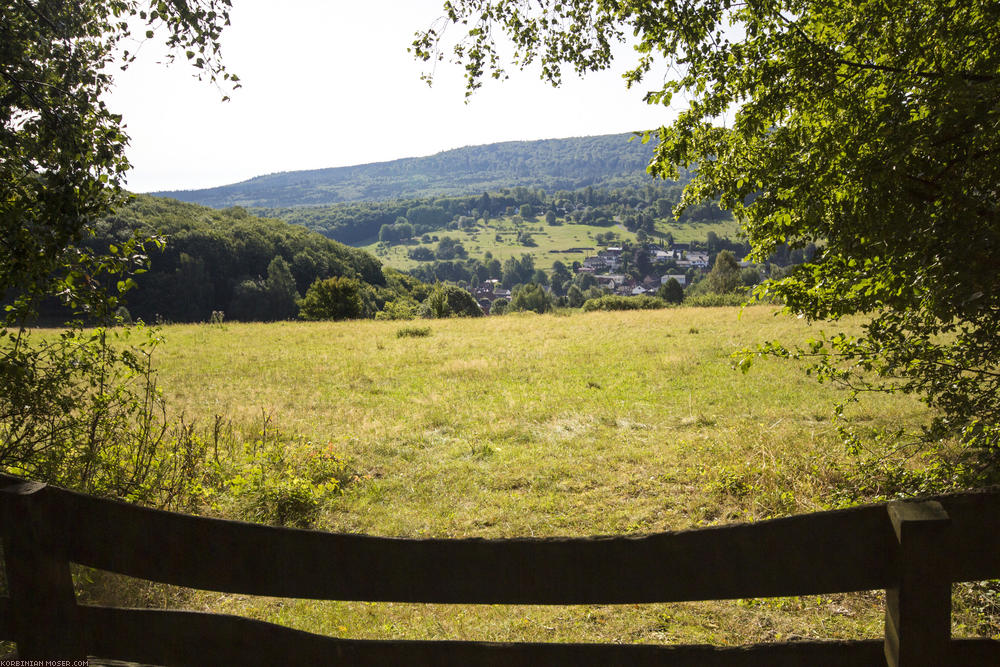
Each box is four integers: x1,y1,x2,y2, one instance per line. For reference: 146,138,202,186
934,492,1000,583
1,474,999,665
2,473,997,612
884,501,952,667
951,639,1000,666
80,605,889,667
0,597,11,640
47,482,899,603
0,479,85,659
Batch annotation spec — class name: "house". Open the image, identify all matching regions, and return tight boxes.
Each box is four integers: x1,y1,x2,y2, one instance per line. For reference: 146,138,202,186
661,274,687,286
583,256,610,271
687,251,710,268
595,274,626,288
596,250,622,269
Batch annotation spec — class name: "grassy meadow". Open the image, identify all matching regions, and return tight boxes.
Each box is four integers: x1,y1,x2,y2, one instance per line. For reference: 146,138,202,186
156,306,912,537
363,215,741,271
90,304,1000,647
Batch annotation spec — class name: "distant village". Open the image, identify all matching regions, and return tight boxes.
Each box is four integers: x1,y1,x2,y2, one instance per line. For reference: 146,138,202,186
468,241,736,313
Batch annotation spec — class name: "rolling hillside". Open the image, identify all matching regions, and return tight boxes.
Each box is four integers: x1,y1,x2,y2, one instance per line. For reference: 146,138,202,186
152,133,661,208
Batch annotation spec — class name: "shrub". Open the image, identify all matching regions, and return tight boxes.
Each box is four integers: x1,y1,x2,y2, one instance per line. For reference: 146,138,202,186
397,326,432,338
490,297,509,315
509,283,552,314
581,295,668,312
422,283,484,318
298,276,364,321
240,477,320,528
657,278,685,304
209,419,352,528
684,292,748,307
376,297,420,320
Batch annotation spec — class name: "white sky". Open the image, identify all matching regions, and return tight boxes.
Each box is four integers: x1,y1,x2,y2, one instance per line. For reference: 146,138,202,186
107,0,676,193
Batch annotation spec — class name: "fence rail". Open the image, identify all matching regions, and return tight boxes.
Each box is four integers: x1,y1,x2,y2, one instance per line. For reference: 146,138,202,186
1,473,999,665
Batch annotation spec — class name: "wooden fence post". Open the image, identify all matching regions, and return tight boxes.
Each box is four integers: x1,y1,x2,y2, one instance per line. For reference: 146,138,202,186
0,479,86,659
884,500,951,667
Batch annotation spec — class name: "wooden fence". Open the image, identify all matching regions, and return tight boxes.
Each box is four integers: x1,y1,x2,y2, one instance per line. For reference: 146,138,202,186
1,473,999,665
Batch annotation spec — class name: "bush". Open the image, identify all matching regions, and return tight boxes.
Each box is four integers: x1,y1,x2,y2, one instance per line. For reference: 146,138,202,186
298,276,364,321
397,325,432,338
240,477,320,528
422,283,484,318
509,283,553,314
490,297,509,315
581,295,668,312
684,292,748,307
407,247,435,261
657,278,685,304
208,419,351,528
376,297,420,320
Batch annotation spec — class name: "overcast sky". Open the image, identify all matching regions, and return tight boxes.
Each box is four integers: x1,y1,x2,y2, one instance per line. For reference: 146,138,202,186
106,0,676,193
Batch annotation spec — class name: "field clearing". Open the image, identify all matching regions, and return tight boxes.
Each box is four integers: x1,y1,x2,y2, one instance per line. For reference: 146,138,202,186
117,305,983,647
364,216,740,271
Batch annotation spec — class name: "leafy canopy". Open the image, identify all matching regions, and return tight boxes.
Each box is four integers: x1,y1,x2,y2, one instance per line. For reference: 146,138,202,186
1,1,235,496
298,277,365,322
415,0,1000,480
2,0,237,317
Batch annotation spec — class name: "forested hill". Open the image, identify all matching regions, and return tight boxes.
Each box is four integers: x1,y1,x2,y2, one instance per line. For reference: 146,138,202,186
151,133,658,208
82,195,394,323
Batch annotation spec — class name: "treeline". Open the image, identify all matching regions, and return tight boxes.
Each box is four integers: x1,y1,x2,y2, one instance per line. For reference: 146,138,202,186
76,196,424,323
153,133,662,208
25,195,774,326
253,176,734,246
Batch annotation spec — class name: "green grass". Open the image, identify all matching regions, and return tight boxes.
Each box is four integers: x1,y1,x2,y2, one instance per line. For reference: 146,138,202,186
655,217,741,243
117,306,969,646
364,215,740,271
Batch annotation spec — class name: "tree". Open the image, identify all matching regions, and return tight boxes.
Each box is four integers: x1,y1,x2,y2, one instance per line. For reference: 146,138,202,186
550,261,572,296
567,285,585,308
435,236,467,260
422,283,484,318
501,253,535,289
657,278,684,304
228,278,268,321
2,1,234,313
406,204,449,228
702,250,742,295
740,267,763,288
415,1,1000,484
477,192,492,217
635,248,653,278
509,283,553,314
1,1,234,499
298,277,364,321
265,256,300,320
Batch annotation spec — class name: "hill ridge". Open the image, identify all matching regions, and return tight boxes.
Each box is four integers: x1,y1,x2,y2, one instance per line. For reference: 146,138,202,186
151,133,658,209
